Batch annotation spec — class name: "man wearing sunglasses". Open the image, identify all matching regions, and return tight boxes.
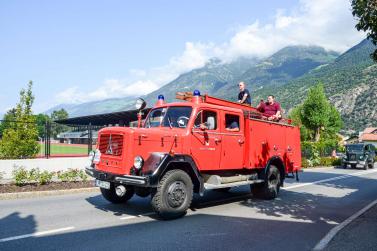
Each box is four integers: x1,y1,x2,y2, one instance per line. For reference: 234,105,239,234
237,81,251,105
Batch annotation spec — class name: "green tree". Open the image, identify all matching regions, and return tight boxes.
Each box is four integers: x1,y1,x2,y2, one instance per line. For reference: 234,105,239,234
301,84,330,142
352,0,377,61
288,105,311,141
0,81,39,159
299,84,342,142
50,109,69,139
323,105,343,140
35,113,50,138
0,108,17,137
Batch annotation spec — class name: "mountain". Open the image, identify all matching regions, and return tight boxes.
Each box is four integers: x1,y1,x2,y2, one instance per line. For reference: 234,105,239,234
252,39,377,133
46,41,377,133
140,57,258,105
47,56,258,117
46,96,136,117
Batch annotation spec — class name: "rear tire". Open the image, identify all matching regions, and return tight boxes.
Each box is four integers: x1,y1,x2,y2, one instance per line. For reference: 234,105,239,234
151,169,193,220
100,183,134,204
252,165,281,200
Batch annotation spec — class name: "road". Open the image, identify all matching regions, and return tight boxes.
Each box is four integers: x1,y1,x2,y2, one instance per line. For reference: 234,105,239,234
0,165,377,251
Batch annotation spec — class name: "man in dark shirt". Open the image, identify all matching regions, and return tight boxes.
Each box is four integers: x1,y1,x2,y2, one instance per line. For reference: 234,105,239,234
238,82,251,105
257,95,282,121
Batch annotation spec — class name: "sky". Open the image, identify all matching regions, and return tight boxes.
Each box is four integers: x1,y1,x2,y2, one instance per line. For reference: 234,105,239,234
0,0,365,114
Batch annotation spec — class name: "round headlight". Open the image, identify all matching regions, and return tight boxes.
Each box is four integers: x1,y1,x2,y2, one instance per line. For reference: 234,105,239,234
135,98,146,110
134,156,144,170
93,149,101,164
88,151,95,162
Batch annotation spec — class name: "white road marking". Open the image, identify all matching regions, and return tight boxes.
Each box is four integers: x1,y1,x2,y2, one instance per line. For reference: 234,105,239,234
120,212,154,220
0,226,75,243
283,169,377,190
313,198,377,250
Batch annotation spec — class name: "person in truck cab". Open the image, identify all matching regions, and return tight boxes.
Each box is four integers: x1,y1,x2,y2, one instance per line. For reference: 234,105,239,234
225,114,240,132
257,95,282,121
226,121,239,132
237,81,251,105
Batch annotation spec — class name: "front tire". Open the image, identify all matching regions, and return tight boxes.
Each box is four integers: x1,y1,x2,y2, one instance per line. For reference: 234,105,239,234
364,162,368,170
252,165,281,200
369,160,375,169
100,183,134,204
151,169,193,220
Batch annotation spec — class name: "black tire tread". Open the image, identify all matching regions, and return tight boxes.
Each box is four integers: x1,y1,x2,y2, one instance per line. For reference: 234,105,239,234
252,165,280,200
151,169,193,220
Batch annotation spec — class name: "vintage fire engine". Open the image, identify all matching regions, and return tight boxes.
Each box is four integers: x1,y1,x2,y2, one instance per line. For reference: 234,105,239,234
86,91,301,219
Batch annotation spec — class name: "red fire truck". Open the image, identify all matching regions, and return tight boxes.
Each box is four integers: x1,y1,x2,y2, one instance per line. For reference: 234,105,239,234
86,91,301,219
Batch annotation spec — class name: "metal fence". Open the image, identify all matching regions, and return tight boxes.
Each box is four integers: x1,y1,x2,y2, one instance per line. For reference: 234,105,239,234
0,120,103,159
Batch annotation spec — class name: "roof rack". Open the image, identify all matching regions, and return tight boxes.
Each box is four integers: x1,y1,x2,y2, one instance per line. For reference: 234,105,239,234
175,92,292,125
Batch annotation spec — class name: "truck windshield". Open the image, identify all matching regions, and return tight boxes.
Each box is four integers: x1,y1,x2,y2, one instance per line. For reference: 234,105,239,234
346,145,363,151
144,106,193,128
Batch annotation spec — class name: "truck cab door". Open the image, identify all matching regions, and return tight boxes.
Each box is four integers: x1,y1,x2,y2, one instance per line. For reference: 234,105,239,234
190,109,222,171
220,112,245,170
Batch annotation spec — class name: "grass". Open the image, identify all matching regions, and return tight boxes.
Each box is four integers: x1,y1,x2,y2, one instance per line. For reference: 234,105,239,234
38,143,89,156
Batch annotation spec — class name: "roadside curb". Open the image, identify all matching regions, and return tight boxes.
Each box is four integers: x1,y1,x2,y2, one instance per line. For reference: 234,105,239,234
313,198,377,250
0,187,99,200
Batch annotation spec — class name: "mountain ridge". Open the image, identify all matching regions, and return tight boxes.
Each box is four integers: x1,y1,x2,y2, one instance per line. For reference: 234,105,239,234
45,41,377,133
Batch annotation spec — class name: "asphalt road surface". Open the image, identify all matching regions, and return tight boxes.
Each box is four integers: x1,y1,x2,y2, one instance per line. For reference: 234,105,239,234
1,165,377,251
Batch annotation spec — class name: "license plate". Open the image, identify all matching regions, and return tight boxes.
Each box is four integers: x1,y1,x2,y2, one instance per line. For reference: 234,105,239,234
95,179,110,190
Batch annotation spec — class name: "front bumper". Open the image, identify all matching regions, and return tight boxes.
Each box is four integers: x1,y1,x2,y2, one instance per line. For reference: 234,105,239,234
342,160,366,166
85,166,150,187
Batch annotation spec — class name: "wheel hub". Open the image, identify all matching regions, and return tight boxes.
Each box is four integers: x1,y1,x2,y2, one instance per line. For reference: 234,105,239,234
167,181,186,208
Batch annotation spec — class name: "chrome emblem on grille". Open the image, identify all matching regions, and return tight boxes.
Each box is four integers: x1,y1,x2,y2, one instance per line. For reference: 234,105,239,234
106,135,113,155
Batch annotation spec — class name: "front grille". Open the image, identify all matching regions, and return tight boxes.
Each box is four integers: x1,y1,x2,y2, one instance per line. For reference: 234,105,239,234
349,154,356,161
99,134,123,156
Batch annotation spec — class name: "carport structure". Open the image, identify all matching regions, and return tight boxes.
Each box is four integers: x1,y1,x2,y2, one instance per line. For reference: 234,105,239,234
44,108,151,158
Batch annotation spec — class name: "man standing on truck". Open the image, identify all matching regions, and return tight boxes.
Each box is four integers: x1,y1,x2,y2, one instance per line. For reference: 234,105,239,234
237,81,251,105
257,95,282,121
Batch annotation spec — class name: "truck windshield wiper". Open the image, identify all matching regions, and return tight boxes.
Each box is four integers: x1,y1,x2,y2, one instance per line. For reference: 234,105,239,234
167,115,173,129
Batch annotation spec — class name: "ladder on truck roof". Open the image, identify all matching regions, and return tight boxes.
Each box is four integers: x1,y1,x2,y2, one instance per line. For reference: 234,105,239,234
176,91,258,111
175,91,292,125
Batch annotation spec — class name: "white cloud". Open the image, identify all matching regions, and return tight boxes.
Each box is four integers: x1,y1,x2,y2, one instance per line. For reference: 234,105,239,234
55,0,365,105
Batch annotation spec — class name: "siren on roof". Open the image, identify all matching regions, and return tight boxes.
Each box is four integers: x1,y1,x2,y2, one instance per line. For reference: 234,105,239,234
155,94,165,106
192,90,201,104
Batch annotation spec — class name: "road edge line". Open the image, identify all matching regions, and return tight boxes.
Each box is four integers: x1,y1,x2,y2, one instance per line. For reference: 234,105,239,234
0,187,99,200
313,198,377,250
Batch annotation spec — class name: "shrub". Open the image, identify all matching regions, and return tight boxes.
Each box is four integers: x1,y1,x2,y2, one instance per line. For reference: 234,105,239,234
332,158,342,166
319,157,342,167
12,166,29,186
320,157,334,166
28,168,40,182
78,170,88,181
57,169,87,182
301,157,310,168
38,170,54,185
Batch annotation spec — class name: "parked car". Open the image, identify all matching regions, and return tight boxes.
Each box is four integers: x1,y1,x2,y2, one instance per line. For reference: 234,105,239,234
342,143,376,170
